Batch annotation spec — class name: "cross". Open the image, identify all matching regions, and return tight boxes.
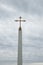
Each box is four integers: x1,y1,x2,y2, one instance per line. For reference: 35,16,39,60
15,16,26,29
15,16,26,65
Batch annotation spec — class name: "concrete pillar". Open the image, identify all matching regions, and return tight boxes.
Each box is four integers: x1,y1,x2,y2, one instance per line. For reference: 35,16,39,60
18,27,22,65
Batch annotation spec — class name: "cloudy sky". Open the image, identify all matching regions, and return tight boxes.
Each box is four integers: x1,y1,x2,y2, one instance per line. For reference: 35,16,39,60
0,0,43,63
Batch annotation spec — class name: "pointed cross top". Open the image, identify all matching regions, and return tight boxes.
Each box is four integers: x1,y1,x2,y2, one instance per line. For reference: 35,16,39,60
15,16,26,28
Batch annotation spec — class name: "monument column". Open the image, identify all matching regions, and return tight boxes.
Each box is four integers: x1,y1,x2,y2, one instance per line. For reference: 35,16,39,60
15,16,26,65
18,27,22,65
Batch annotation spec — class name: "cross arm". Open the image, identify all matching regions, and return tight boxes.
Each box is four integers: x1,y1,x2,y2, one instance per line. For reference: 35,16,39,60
15,20,19,22
21,20,26,22
15,20,26,22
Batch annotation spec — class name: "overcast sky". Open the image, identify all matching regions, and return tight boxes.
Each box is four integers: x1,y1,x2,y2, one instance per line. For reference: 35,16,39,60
0,0,43,63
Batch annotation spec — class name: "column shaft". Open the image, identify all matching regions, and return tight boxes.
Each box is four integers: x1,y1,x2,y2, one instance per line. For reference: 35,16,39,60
18,28,22,65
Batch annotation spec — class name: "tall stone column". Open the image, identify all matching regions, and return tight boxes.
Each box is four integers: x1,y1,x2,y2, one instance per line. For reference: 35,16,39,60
15,16,26,65
18,27,22,65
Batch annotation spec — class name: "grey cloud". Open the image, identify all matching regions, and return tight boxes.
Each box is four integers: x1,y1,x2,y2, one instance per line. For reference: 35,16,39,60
0,0,43,21
0,9,9,20
22,32,43,62
0,0,43,16
0,33,17,50
0,7,14,20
